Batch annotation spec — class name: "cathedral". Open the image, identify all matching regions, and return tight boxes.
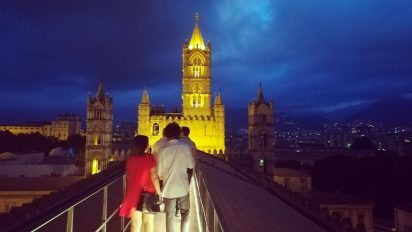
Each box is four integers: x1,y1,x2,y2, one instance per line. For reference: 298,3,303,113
85,81,113,175
137,14,225,154
248,84,275,173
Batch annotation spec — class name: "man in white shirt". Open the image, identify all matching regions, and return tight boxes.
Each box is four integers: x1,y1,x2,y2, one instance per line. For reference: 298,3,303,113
157,123,194,232
174,126,197,217
180,126,197,161
152,128,168,158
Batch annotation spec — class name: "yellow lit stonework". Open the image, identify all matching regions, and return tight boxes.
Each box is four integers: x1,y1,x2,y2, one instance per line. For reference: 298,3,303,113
0,114,81,141
137,14,225,155
91,158,100,175
85,81,113,176
188,13,206,50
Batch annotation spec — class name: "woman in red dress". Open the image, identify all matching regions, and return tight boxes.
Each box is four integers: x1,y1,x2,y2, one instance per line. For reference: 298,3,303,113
119,135,161,232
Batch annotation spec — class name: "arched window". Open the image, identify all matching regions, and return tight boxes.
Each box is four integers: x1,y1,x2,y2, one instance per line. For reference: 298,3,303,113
152,123,159,136
193,57,202,77
95,110,102,119
94,134,102,145
192,95,202,108
194,57,201,65
263,133,267,147
91,158,100,174
261,115,267,123
193,67,200,77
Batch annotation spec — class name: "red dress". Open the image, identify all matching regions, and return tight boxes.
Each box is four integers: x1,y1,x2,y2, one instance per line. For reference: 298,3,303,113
119,153,156,217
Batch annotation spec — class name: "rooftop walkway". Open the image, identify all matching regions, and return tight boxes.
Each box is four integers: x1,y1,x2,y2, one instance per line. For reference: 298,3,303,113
195,153,327,232
151,183,200,231
1,152,349,232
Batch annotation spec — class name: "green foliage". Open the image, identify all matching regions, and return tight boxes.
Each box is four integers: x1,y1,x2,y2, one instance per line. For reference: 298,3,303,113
0,131,85,166
0,130,59,153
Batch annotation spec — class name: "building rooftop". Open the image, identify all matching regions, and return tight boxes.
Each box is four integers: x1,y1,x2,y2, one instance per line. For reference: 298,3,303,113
0,123,46,127
305,192,374,206
396,202,412,213
274,168,311,177
0,177,82,191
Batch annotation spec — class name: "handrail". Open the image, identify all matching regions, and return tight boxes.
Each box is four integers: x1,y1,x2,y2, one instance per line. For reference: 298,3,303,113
33,178,120,232
194,160,227,232
195,152,355,232
1,160,219,232
1,163,126,232
0,152,327,232
94,207,119,232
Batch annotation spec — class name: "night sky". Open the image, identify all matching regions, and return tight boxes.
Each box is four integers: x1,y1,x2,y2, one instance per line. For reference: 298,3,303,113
1,0,412,122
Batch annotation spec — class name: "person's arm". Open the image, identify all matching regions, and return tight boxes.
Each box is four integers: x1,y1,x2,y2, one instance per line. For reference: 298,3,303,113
187,168,193,184
150,167,162,196
187,147,195,184
191,147,197,160
157,153,163,180
187,146,195,169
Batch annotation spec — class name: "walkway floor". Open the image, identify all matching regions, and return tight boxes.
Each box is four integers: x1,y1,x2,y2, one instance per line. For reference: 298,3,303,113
151,183,200,232
195,158,328,232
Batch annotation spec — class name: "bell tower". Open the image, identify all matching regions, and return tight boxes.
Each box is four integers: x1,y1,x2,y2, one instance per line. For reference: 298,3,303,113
137,89,151,136
248,84,275,174
135,13,225,155
85,81,113,176
182,13,212,116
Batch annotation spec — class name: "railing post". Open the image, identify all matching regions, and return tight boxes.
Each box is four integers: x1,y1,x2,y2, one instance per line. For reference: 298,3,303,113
102,186,108,232
66,207,74,232
121,174,126,231
213,208,219,232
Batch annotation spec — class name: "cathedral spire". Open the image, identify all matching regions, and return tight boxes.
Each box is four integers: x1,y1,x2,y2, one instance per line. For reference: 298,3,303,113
256,83,265,103
141,89,150,104
188,13,206,50
215,89,223,105
96,80,105,99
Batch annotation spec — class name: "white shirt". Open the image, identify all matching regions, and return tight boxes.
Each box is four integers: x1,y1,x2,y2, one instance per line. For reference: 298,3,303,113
152,137,168,156
180,137,196,151
180,136,197,164
157,139,195,198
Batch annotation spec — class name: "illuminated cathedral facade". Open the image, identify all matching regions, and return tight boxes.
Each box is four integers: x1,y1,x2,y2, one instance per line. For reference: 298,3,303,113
248,84,275,173
137,14,225,154
85,81,113,175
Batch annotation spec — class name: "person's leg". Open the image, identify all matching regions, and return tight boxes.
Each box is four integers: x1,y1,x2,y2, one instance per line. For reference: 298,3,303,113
164,198,176,232
142,213,154,232
177,194,190,232
130,209,142,232
175,200,180,217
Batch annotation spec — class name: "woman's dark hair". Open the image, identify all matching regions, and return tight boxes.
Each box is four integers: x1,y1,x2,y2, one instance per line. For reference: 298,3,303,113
164,122,181,139
132,135,149,156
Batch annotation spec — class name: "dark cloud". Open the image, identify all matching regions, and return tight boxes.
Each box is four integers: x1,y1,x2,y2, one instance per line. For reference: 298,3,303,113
1,0,412,122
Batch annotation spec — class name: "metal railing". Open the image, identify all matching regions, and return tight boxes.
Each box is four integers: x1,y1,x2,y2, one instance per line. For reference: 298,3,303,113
2,163,130,232
2,155,230,232
32,176,128,232
193,161,227,232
